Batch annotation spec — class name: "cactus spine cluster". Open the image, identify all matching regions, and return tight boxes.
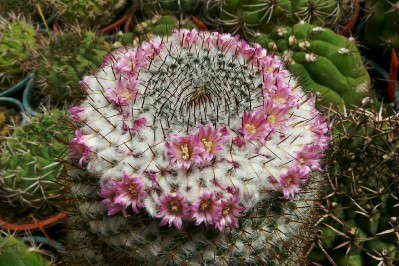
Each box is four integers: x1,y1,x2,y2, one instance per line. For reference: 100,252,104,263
0,14,38,90
64,29,329,264
139,0,204,16
305,102,399,265
252,23,371,107
0,109,70,214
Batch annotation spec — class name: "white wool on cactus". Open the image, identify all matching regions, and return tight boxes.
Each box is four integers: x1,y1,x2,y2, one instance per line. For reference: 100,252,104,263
68,29,328,232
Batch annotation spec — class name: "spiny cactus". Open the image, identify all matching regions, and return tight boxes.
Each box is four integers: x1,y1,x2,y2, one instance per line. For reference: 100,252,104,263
363,0,399,53
252,23,371,108
63,29,329,264
0,1,57,23
304,102,399,265
206,0,358,38
34,27,110,105
0,14,38,90
0,109,71,215
0,107,10,137
139,0,204,16
0,235,51,265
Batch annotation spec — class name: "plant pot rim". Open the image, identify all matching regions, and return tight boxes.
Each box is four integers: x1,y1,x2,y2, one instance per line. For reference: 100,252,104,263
0,211,68,232
0,73,34,98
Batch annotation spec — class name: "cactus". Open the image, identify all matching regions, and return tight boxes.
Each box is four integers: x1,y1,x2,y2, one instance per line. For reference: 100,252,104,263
206,0,358,37
363,0,399,53
0,14,38,90
0,235,51,265
63,29,329,264
0,107,10,137
34,27,110,105
252,23,371,108
304,101,399,265
0,1,56,23
0,109,71,214
139,0,204,16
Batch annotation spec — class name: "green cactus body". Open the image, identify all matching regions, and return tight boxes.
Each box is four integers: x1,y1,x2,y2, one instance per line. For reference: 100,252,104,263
0,1,56,23
364,0,399,52
0,109,71,214
252,23,370,107
140,0,203,16
0,236,50,266
305,103,399,265
35,30,110,104
211,0,356,37
0,15,38,90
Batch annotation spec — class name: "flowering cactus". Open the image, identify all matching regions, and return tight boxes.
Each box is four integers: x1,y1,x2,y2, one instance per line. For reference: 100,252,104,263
65,29,329,264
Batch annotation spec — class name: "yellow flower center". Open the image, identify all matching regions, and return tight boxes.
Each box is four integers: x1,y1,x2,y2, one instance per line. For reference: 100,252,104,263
200,199,211,211
222,206,230,215
121,91,132,99
299,158,304,164
245,124,257,135
181,144,190,160
128,183,138,196
285,176,292,186
274,97,286,104
267,115,277,124
202,138,213,153
169,198,181,213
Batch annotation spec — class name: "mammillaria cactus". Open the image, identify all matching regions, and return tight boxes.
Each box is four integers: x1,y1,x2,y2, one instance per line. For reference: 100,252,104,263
34,28,110,105
64,29,329,264
0,109,70,214
305,102,399,265
252,23,370,108
0,14,38,90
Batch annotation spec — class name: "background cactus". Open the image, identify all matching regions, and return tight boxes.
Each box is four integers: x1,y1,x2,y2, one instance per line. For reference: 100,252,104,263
206,0,358,38
0,14,38,90
139,0,204,16
363,0,399,53
304,102,399,265
0,235,51,266
0,109,71,215
252,23,371,108
0,1,56,23
34,27,110,105
63,29,329,264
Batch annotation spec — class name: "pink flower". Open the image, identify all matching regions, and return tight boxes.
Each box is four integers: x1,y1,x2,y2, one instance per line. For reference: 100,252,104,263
99,181,124,216
239,111,270,143
166,133,202,170
237,40,262,59
215,195,245,232
112,173,147,217
105,78,139,105
311,114,330,150
69,128,92,167
215,33,239,49
196,123,229,161
233,136,245,148
263,103,289,131
272,165,310,199
191,191,222,227
68,106,84,122
140,41,162,59
156,193,191,230
114,50,147,74
130,117,148,133
296,145,321,171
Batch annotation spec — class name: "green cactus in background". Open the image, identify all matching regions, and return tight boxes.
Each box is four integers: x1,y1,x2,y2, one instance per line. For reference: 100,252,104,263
363,0,399,53
0,109,71,214
34,28,110,105
139,0,204,16
252,23,370,107
207,0,358,37
0,14,38,91
0,1,56,23
0,235,51,266
304,102,399,265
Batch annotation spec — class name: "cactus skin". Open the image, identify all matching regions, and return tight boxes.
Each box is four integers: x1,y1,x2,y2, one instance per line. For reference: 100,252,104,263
0,236,50,266
35,29,110,105
63,29,329,264
304,102,399,265
0,109,71,214
252,23,370,108
0,14,38,90
364,0,399,52
208,0,357,37
139,0,204,16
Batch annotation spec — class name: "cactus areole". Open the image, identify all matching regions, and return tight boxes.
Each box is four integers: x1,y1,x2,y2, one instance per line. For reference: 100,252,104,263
68,29,328,233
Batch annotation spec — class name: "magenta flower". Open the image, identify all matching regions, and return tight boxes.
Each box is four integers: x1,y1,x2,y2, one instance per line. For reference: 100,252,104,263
156,193,191,230
196,123,229,161
311,115,330,150
69,128,92,167
130,117,148,133
165,133,202,170
99,181,124,216
112,173,147,217
215,33,239,49
296,145,321,171
272,165,310,199
263,103,289,131
106,78,139,105
239,111,270,143
215,195,245,232
68,106,85,122
114,50,147,74
191,191,222,227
